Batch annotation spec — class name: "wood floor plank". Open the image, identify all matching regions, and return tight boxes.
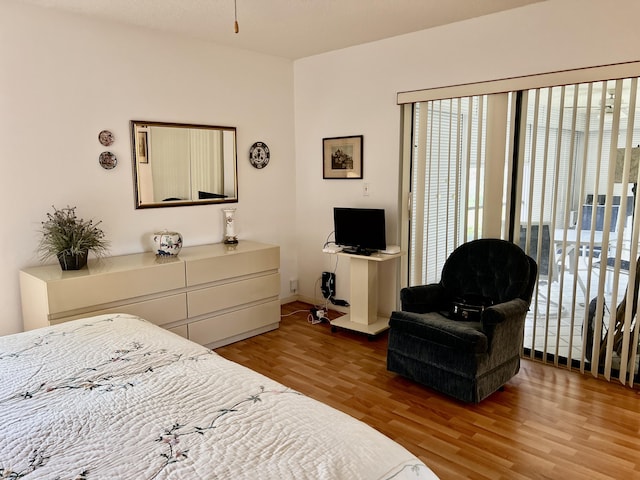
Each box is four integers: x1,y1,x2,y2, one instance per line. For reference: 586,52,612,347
215,301,640,479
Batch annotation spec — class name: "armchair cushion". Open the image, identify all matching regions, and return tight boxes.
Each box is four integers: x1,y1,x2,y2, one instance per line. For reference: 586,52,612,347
389,312,487,353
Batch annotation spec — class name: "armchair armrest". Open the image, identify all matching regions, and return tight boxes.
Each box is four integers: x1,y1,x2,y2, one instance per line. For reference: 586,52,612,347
482,298,529,325
400,284,447,313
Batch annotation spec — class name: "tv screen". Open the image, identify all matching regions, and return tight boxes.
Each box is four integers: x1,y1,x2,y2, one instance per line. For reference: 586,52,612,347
333,207,386,255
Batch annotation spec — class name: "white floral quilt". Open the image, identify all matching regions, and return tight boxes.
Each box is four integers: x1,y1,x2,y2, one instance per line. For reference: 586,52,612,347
0,314,438,479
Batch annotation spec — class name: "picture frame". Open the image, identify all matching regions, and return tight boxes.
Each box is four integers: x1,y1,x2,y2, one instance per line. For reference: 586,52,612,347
323,135,363,179
137,131,149,164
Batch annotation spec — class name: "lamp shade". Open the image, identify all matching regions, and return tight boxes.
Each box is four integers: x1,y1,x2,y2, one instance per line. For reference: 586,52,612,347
615,147,640,183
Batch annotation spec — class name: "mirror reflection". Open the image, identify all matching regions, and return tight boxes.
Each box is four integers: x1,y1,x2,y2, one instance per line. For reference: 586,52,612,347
131,120,238,208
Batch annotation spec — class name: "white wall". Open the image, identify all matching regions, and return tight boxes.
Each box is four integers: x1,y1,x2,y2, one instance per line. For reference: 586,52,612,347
293,0,640,313
4,0,640,336
0,0,296,335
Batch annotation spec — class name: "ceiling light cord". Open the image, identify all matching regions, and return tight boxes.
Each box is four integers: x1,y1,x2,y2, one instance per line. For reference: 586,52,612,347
234,0,239,34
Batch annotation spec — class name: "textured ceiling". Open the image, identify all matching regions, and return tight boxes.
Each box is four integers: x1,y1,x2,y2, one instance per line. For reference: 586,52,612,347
13,0,544,59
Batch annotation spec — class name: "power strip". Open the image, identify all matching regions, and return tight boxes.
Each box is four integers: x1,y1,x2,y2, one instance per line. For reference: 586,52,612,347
309,307,328,323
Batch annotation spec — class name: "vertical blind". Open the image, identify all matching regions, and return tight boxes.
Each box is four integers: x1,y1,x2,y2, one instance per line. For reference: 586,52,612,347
516,79,640,386
189,129,224,199
151,127,191,201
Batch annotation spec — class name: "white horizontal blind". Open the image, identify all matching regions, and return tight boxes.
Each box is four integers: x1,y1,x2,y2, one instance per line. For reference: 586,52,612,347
409,96,489,286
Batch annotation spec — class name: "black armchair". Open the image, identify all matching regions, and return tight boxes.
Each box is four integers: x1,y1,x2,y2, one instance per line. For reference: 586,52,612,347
387,238,537,403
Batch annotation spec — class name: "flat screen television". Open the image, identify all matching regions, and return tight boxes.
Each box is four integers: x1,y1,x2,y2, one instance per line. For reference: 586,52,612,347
333,207,386,255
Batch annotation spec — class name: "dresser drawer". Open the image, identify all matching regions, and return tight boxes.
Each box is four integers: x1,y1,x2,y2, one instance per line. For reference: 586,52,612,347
188,299,280,347
187,273,280,318
49,293,187,326
185,245,279,286
167,324,189,339
44,258,185,314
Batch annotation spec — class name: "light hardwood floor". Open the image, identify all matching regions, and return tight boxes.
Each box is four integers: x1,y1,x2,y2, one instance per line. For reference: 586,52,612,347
215,301,640,480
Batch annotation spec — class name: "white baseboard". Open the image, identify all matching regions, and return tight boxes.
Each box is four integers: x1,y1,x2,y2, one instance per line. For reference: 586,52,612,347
280,294,299,305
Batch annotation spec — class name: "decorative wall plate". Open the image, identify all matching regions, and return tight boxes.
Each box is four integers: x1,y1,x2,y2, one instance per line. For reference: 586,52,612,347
99,151,117,169
249,141,270,169
98,130,115,146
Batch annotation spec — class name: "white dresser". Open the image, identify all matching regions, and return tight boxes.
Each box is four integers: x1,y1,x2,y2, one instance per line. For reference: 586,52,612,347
19,241,280,348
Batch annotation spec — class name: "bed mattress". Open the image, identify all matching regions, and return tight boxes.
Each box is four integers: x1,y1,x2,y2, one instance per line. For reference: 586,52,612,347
0,314,438,479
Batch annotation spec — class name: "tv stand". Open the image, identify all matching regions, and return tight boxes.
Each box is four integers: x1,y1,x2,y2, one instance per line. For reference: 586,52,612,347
329,250,402,336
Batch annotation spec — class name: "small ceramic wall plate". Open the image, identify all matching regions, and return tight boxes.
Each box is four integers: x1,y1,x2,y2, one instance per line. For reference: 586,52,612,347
249,141,270,169
98,130,115,146
99,151,117,169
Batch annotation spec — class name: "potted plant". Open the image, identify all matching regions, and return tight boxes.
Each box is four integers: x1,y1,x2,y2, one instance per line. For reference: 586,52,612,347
38,206,109,270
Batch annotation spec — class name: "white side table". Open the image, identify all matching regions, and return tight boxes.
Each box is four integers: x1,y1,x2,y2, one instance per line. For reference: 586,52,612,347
329,250,403,336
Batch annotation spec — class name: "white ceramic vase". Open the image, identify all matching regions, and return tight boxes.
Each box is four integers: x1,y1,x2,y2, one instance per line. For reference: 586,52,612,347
223,208,238,244
152,230,183,256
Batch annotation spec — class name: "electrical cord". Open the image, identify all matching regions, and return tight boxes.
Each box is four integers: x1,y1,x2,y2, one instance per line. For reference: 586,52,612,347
283,308,327,324
324,246,349,306
305,276,330,325
313,277,331,311
281,309,311,318
323,230,336,249
307,229,349,324
307,312,323,325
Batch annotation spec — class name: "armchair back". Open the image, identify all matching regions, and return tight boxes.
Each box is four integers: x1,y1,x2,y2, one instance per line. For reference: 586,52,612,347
440,238,536,306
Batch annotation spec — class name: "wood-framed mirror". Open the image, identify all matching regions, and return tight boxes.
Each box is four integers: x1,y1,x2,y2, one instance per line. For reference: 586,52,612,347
131,120,238,208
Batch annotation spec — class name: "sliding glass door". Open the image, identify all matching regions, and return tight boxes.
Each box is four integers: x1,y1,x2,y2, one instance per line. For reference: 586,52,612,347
517,79,640,383
400,67,640,387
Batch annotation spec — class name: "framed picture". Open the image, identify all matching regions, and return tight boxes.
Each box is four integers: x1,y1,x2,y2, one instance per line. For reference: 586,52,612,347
323,135,363,179
137,131,149,164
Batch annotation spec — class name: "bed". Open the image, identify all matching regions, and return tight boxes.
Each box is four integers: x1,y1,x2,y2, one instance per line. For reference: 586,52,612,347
0,314,438,479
